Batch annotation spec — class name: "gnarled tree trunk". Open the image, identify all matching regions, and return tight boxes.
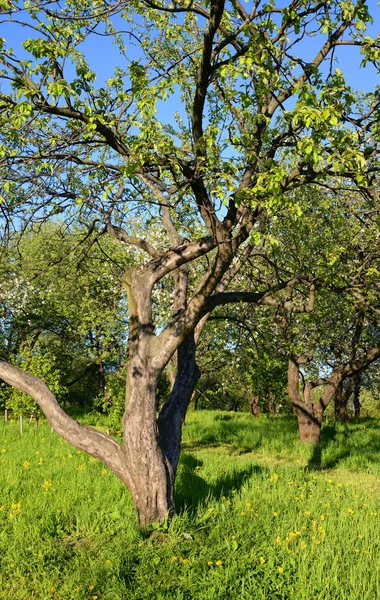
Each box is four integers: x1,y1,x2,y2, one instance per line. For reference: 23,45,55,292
288,356,336,445
123,351,173,527
288,345,379,446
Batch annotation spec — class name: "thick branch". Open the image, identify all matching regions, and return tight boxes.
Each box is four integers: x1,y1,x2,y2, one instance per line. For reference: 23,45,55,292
0,359,133,491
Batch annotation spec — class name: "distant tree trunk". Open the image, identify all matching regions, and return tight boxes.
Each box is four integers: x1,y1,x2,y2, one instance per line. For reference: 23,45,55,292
353,374,361,418
335,382,348,423
250,395,260,416
267,392,275,414
288,345,380,445
335,379,354,423
288,356,337,445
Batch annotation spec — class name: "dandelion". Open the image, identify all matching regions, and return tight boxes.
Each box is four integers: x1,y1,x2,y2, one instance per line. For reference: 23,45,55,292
207,561,213,566
215,560,223,566
347,507,354,514
240,511,245,516
320,515,325,521
273,512,278,517
259,557,265,564
105,559,111,565
89,584,95,591
43,481,52,492
278,566,284,573
171,557,178,562
23,461,29,468
358,535,363,540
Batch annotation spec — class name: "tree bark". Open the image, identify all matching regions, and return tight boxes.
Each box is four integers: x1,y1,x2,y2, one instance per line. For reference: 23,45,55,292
295,404,322,444
288,356,326,445
123,357,172,527
334,381,351,423
353,374,361,418
158,335,200,477
250,395,260,416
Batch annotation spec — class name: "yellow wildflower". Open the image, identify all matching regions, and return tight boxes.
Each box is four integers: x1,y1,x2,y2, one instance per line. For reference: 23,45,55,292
278,566,284,573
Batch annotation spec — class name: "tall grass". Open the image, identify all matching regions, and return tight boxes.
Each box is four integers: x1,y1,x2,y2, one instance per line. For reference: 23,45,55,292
1,412,380,599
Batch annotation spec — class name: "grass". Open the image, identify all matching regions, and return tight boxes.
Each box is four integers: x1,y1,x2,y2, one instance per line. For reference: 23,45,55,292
1,411,380,599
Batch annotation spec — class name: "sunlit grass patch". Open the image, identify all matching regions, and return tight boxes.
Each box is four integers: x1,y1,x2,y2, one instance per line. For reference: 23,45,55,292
1,414,380,599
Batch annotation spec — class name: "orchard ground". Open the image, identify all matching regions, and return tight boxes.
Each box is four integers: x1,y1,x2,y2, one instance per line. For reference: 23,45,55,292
1,412,380,600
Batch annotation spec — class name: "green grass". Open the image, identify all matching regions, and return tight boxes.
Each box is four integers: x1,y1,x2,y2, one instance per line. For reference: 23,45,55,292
1,412,380,599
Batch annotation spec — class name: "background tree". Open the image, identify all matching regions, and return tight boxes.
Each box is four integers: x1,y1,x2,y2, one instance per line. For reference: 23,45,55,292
0,223,132,413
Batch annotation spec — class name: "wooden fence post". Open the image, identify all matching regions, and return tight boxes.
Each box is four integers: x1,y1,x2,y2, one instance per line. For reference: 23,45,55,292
19,415,23,436
4,409,8,423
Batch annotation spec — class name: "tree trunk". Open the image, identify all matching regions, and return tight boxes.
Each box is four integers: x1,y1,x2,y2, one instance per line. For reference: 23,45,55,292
288,356,324,445
250,395,260,416
353,374,361,418
123,354,172,528
158,336,200,477
121,335,201,528
295,405,322,444
335,381,349,423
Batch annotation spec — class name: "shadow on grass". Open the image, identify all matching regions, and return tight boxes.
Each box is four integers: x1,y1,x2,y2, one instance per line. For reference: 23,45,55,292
307,419,380,471
175,453,266,513
307,425,338,470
